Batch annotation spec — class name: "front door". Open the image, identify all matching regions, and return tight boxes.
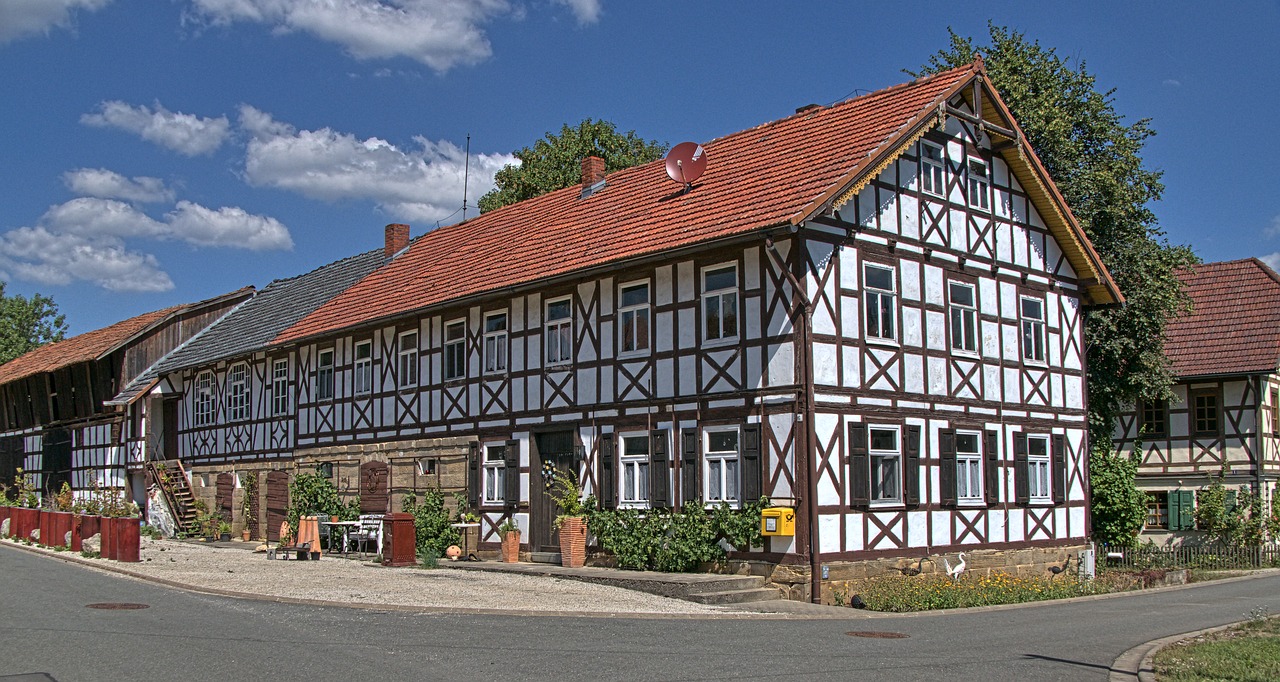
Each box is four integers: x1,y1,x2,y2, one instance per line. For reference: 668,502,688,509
532,430,577,554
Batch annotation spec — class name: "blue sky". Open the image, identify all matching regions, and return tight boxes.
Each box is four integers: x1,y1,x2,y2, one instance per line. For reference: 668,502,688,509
1,1,1276,335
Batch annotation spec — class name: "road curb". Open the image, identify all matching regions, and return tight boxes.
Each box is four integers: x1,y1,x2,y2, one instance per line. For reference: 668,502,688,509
1109,621,1241,681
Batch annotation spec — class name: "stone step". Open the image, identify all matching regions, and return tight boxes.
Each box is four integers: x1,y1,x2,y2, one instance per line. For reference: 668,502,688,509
529,552,561,564
685,587,782,605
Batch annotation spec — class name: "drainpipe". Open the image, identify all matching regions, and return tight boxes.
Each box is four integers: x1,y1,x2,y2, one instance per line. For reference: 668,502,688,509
764,235,822,604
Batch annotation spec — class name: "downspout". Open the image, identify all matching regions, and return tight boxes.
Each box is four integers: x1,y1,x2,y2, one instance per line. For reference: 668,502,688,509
764,234,822,604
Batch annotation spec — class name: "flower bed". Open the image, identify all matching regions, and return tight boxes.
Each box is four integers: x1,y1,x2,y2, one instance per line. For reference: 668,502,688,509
832,572,1115,612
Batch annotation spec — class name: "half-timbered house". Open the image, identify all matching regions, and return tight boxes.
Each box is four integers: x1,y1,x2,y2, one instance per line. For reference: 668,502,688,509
164,59,1120,601
1114,259,1280,541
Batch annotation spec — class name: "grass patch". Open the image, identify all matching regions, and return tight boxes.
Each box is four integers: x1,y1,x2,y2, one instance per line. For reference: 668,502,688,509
837,572,1112,612
1153,611,1280,681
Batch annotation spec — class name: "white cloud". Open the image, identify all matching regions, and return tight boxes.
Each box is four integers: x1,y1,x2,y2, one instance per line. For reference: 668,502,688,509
0,0,112,43
41,197,168,238
62,168,175,204
0,227,174,292
239,105,515,223
1265,214,1280,239
1162,79,1181,87
81,101,231,156
1260,252,1280,274
552,0,600,24
166,200,293,250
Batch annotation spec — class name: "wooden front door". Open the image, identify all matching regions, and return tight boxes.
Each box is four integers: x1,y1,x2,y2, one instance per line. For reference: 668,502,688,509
359,460,389,514
532,430,577,554
215,472,234,519
265,470,288,541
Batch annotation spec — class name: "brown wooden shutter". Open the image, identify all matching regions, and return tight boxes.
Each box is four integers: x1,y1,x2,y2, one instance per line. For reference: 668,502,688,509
1013,432,1029,505
849,423,869,508
904,425,921,506
741,423,762,504
598,435,616,510
504,439,521,509
265,470,288,542
939,429,957,507
467,441,480,511
1051,433,1066,505
681,428,699,507
984,430,1000,505
215,472,235,518
650,429,671,509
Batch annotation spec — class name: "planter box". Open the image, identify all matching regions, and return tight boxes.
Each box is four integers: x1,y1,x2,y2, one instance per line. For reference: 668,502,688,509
15,507,37,541
0,506,10,536
559,517,587,568
70,514,83,552
80,515,100,549
116,518,140,563
38,509,52,546
501,531,521,563
101,517,116,560
50,511,72,547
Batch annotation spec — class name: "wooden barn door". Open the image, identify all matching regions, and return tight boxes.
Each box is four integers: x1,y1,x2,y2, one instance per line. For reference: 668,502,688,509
359,460,389,514
215,473,234,521
265,470,289,541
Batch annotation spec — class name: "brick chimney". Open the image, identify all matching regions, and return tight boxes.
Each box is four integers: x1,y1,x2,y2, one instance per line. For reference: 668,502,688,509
385,223,409,258
581,156,606,188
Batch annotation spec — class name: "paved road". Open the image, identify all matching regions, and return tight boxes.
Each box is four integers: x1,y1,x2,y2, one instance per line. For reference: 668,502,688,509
2,544,1277,682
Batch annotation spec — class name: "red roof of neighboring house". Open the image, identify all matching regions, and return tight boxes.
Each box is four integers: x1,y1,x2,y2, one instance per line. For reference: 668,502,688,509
1166,258,1280,378
276,61,1118,345
0,306,181,386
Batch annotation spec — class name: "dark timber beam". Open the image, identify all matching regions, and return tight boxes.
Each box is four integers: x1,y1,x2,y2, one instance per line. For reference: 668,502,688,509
945,105,1017,141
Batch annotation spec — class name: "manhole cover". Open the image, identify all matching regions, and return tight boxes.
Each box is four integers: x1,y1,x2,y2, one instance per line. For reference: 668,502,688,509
845,631,909,639
85,603,149,610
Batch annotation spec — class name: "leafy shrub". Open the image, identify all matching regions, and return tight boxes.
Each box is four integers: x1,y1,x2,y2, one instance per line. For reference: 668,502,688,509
587,498,769,572
286,472,360,538
401,490,460,560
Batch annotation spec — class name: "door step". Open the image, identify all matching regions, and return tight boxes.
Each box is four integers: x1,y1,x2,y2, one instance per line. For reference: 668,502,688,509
529,552,562,564
685,587,783,605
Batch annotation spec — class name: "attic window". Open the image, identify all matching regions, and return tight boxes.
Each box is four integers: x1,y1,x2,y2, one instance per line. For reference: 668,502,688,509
967,159,990,211
920,142,944,196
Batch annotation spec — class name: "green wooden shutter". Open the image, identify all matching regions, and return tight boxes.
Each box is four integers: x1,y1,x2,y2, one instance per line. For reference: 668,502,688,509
503,439,520,510
681,428,699,507
1173,489,1195,530
1013,433,1029,505
467,441,480,511
597,435,616,510
939,429,957,507
984,430,1000,505
1051,434,1067,505
741,423,762,504
904,425,921,506
650,429,671,509
849,423,869,508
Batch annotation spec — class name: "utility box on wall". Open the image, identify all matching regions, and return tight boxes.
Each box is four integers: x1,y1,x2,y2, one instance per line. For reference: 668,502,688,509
760,507,795,536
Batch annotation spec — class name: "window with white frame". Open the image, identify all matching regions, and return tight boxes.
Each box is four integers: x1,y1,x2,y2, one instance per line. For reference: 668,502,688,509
619,434,650,506
482,443,505,505
619,281,650,355
443,322,465,381
704,427,740,504
316,348,335,401
1027,435,1051,501
948,281,977,354
967,159,990,211
398,331,418,387
194,371,215,426
227,363,250,421
869,426,901,504
545,298,573,366
1021,296,1046,363
920,142,945,196
271,359,289,415
353,341,373,395
955,431,983,502
483,312,508,374
702,264,738,343
863,263,897,342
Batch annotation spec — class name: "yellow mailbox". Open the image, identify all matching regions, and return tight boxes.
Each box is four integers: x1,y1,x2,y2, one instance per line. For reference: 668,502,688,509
760,507,795,536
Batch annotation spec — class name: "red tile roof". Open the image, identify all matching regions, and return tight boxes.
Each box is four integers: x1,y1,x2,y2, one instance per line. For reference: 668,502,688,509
0,305,182,386
276,61,1116,345
1166,259,1280,378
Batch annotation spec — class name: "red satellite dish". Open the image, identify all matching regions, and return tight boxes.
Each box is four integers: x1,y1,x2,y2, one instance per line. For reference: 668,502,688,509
665,142,707,187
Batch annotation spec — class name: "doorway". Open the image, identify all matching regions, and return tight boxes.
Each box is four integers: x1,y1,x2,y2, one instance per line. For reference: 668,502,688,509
531,430,577,554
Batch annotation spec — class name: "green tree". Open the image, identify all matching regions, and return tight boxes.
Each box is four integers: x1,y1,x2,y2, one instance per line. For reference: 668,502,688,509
0,282,67,364
1089,444,1148,546
478,118,667,213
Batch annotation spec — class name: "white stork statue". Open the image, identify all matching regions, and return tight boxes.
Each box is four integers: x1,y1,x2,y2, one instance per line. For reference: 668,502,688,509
942,552,967,581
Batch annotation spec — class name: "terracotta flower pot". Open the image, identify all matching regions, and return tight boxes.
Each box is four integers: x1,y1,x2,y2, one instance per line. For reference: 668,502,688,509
558,517,587,568
501,530,521,563
117,517,140,563
0,506,10,536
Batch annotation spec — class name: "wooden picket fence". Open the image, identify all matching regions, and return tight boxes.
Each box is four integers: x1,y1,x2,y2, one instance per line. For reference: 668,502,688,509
1098,543,1280,570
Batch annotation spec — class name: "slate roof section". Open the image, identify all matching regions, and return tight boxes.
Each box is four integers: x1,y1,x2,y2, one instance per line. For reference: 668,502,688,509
1166,258,1280,379
0,305,183,386
274,62,1119,346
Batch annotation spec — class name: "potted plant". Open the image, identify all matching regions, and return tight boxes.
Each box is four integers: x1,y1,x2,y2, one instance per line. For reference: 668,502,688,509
217,519,232,542
548,468,589,568
498,517,521,563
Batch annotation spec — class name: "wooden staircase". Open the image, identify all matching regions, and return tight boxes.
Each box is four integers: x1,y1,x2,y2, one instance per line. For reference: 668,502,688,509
148,460,199,536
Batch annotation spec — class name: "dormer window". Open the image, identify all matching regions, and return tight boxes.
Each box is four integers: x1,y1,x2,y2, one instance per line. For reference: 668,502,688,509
920,142,945,196
967,159,990,211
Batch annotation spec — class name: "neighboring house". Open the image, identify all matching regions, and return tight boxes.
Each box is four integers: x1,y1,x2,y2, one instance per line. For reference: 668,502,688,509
1114,258,1280,541
0,288,252,507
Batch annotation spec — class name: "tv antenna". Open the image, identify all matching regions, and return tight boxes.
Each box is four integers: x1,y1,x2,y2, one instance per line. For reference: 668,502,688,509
664,142,707,192
461,134,471,221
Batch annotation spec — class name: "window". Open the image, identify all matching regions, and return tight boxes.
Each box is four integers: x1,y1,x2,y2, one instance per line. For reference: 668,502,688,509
619,434,650,506
353,341,373,395
271,359,289,415
619,281,650,354
1271,389,1279,437
194,371,215,426
545,298,573,365
227,363,250,421
870,427,901,504
955,431,983,502
443,322,465,381
864,263,897,342
316,348,335,401
920,142,945,196
1192,390,1219,436
702,265,738,343
483,443,506,505
1020,296,1045,363
1146,491,1169,529
948,281,977,354
967,159,990,210
1027,435,1051,501
1139,399,1167,437
704,427,740,504
483,312,508,374
398,331,419,387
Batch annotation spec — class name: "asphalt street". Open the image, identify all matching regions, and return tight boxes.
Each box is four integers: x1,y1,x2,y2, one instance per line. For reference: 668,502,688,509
2,543,1276,681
